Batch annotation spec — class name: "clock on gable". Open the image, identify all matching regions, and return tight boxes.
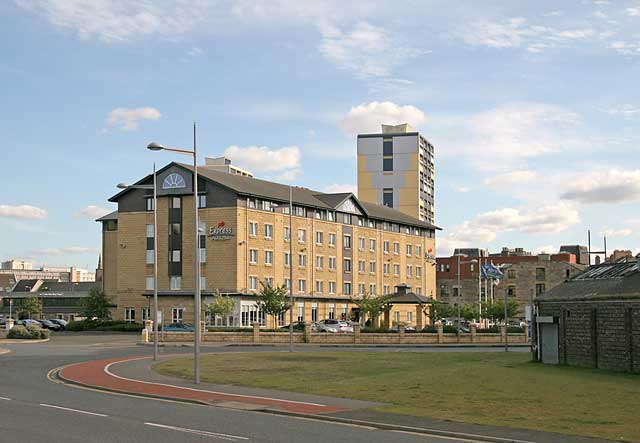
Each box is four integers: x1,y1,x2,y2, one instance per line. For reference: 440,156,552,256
162,173,186,189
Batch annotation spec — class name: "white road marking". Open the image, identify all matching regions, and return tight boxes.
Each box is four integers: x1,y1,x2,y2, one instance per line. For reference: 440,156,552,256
144,422,248,441
104,359,326,407
0,396,11,401
39,403,108,417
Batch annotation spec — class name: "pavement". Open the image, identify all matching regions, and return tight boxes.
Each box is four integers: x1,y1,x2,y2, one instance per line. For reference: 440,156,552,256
0,333,616,443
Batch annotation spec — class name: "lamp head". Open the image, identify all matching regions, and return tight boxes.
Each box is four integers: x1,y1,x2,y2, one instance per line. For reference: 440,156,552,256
116,183,129,189
147,142,164,151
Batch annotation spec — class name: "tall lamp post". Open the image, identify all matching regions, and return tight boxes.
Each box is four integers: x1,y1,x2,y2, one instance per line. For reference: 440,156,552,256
147,123,202,384
117,163,158,361
455,254,477,342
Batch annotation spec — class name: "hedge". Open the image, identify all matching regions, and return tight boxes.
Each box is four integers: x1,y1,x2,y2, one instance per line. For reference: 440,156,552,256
66,320,144,332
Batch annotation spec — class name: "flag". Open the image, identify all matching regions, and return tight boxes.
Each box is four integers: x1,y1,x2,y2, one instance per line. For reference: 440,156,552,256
481,262,503,280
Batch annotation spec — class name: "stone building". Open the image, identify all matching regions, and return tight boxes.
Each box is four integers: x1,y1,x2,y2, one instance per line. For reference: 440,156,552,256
536,258,640,372
436,251,586,319
99,161,439,328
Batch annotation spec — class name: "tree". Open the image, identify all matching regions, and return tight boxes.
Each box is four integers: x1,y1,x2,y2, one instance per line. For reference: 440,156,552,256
351,292,392,327
483,300,519,321
460,303,479,321
206,290,236,326
20,297,42,319
255,281,290,327
426,300,455,324
82,287,112,321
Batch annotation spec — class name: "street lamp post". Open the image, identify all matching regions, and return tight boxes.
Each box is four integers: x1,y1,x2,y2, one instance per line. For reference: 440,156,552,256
117,163,159,361
147,123,202,384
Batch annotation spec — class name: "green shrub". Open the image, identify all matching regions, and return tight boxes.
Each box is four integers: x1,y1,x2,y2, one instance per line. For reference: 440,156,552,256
477,327,500,333
422,325,438,333
442,325,459,334
508,326,524,333
7,324,49,339
65,320,143,332
206,327,253,333
361,327,393,333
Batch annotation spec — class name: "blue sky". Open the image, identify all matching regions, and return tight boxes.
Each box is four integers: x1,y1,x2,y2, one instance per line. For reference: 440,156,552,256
1,0,639,269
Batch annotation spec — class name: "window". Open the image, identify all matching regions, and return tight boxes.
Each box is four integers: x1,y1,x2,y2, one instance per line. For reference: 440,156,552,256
369,239,376,251
383,139,393,156
171,307,184,323
536,283,546,295
406,244,412,256
358,283,365,295
369,284,376,295
298,229,306,243
536,267,546,281
394,311,400,323
297,302,305,322
393,264,400,276
294,206,306,217
146,224,155,238
298,279,306,293
440,284,449,297
343,282,352,295
358,237,365,250
200,276,206,289
508,269,516,279
262,200,273,212
369,261,376,274
146,250,154,265
327,211,335,222
170,223,181,236
264,224,273,239
316,231,323,245
145,277,154,290
470,263,475,272
265,250,273,265
383,284,390,294
145,197,154,211
249,249,258,264
357,217,363,227
358,260,365,273
199,248,206,263
248,198,257,209
311,303,318,322
383,158,393,172
383,263,390,275
343,234,352,249
316,280,323,294
383,241,389,253
171,250,181,263
314,210,323,220
407,265,413,278
125,308,136,323
316,255,324,269
284,226,290,241
284,252,291,267
142,308,151,322
416,287,422,295
285,278,291,291
328,303,335,319
249,276,258,290
197,194,206,208
343,213,352,225
298,254,307,267
328,233,336,246
329,281,336,294
170,276,181,290
393,242,399,254
407,311,413,324
329,256,336,270
343,258,352,273
416,266,422,278
171,197,181,209
383,188,393,207
264,277,273,287
508,285,517,297
415,245,421,257
249,222,257,237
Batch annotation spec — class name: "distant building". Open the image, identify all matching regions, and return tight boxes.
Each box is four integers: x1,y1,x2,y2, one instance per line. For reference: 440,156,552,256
1,260,32,270
560,245,589,265
536,257,640,372
436,250,586,319
0,265,96,283
357,123,436,224
490,247,531,257
609,249,633,263
0,274,17,293
453,248,488,258
203,156,253,177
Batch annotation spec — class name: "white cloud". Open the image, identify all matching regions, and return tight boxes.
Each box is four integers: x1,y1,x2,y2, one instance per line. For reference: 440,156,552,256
604,104,640,119
188,46,204,57
0,205,48,220
223,145,301,175
338,101,425,135
609,41,640,55
600,228,632,238
14,0,208,43
457,187,470,193
30,246,99,256
484,170,537,187
74,205,111,219
627,5,640,16
106,107,161,131
439,102,582,172
323,184,357,195
560,169,640,204
318,21,424,79
272,169,302,181
535,245,557,254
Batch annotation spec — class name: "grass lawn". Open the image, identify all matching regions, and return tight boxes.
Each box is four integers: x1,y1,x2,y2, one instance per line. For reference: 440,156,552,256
154,352,640,442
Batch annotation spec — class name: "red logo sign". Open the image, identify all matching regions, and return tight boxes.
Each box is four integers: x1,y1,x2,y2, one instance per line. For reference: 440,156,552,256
217,221,226,227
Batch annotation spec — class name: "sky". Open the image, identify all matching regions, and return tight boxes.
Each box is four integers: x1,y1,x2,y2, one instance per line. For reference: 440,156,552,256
1,0,639,269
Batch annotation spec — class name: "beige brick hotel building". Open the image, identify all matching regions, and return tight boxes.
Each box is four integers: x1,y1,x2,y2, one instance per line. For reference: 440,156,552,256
99,161,439,328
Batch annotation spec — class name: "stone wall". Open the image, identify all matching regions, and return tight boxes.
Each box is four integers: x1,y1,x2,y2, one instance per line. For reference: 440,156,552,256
538,300,640,373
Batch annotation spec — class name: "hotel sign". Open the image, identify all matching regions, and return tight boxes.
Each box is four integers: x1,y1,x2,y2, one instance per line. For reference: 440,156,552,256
209,221,234,241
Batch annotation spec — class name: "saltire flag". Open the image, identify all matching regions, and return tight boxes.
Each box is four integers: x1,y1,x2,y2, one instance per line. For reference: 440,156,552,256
481,262,503,280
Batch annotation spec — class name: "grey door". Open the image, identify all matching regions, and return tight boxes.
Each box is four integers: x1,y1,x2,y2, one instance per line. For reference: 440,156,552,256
540,323,559,364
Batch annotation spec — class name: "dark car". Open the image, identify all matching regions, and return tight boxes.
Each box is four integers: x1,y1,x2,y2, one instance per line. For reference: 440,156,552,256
39,319,62,331
279,322,318,332
49,319,68,330
162,322,195,332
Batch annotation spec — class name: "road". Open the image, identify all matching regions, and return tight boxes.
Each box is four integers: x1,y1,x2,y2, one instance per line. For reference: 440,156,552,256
0,334,526,443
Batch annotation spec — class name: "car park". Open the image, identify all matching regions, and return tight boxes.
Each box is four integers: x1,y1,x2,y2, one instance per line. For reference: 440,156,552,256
17,319,42,328
39,319,62,331
49,319,68,330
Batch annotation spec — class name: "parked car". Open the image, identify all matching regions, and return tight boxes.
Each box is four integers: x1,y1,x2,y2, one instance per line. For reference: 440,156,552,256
17,319,42,328
49,319,68,330
279,322,317,332
317,319,342,333
39,319,62,331
391,324,416,332
338,320,354,333
162,322,195,332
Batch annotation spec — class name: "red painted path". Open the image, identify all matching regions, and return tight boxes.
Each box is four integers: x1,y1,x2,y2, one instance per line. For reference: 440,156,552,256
59,356,348,415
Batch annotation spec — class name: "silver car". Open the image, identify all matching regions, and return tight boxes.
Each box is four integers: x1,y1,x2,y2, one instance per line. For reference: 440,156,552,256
317,319,342,333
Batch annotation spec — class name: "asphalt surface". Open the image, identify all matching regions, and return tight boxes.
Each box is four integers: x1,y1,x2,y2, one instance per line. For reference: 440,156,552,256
0,333,527,443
